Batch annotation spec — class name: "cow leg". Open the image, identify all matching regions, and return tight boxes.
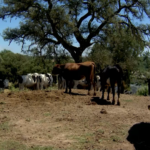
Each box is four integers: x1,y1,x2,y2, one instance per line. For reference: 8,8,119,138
37,82,39,90
63,80,66,89
93,80,96,96
69,80,72,94
58,77,60,89
107,87,110,100
20,84,24,90
65,80,68,93
101,88,105,100
111,84,115,105
33,84,36,90
41,83,43,90
87,80,91,95
117,83,121,106
22,85,24,90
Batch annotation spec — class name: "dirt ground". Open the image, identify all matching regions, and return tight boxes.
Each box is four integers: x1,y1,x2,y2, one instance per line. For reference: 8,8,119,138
0,89,150,150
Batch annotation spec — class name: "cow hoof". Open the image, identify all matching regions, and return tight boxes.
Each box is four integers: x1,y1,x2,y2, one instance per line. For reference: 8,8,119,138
117,102,120,106
112,101,115,105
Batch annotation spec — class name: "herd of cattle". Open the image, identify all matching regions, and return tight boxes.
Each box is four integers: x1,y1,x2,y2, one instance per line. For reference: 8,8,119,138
52,61,123,105
0,61,123,105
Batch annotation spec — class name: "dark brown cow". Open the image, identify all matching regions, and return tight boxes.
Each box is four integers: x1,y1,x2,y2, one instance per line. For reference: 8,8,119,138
52,61,96,95
100,64,123,105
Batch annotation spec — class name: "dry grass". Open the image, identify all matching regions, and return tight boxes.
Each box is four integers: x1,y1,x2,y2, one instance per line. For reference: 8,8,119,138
0,89,150,150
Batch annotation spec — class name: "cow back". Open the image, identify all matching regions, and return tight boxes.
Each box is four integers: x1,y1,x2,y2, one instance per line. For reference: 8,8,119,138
63,62,95,80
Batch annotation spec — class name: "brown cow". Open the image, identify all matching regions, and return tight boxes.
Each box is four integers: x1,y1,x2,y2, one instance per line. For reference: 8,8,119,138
52,61,96,95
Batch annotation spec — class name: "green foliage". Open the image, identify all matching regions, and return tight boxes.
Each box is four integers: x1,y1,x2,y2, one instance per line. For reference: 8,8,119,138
0,49,55,82
85,25,145,87
8,83,19,92
85,43,113,73
136,85,148,96
0,48,73,82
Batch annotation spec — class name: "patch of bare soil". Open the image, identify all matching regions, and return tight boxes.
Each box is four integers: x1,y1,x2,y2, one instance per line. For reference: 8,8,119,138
0,89,150,150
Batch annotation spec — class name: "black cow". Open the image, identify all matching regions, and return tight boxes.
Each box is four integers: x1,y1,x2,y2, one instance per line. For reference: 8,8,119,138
100,64,123,105
0,79,4,89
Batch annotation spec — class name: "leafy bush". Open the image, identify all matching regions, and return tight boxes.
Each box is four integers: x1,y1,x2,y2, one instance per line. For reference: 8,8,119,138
8,83,19,92
136,85,148,96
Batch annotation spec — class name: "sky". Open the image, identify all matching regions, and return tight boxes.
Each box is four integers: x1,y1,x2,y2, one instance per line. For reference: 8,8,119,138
0,7,150,54
0,18,25,54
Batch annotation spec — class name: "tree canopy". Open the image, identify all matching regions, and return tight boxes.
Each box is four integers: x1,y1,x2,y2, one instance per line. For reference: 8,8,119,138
0,0,150,62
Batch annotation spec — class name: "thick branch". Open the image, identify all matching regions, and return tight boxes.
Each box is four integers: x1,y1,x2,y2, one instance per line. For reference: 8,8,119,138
87,1,137,42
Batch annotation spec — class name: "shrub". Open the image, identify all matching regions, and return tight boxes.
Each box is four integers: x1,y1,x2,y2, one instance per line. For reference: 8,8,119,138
136,85,148,96
8,83,19,92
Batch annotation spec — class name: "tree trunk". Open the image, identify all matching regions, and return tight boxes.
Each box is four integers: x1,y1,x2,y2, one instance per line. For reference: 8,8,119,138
71,51,83,63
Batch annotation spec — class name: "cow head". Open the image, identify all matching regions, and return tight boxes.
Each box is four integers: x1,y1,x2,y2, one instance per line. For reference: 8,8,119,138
32,75,36,82
45,73,51,85
32,73,39,83
52,64,64,75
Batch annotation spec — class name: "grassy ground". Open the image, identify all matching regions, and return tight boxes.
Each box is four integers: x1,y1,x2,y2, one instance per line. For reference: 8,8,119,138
0,89,150,150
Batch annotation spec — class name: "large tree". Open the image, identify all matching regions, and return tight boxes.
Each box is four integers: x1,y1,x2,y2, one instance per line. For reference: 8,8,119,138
0,0,150,62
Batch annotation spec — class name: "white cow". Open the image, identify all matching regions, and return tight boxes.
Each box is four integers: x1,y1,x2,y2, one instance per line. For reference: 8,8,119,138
37,73,53,90
18,73,39,90
73,79,87,89
58,74,101,90
58,75,88,89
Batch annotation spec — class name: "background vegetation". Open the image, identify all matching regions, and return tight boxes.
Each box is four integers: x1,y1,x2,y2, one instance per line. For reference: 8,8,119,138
0,0,150,91
0,45,150,87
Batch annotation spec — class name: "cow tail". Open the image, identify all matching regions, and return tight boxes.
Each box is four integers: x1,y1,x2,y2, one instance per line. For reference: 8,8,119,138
115,64,124,93
94,64,96,83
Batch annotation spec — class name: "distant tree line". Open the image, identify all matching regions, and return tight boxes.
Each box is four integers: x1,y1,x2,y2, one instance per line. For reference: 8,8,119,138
0,49,72,82
0,46,150,88
85,43,150,87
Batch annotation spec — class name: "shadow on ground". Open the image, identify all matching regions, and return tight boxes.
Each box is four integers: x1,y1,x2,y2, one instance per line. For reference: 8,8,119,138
91,97,112,105
127,122,150,150
64,92,87,96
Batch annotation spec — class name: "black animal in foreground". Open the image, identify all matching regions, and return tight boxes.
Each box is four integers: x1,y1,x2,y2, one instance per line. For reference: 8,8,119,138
127,122,150,150
100,64,123,105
